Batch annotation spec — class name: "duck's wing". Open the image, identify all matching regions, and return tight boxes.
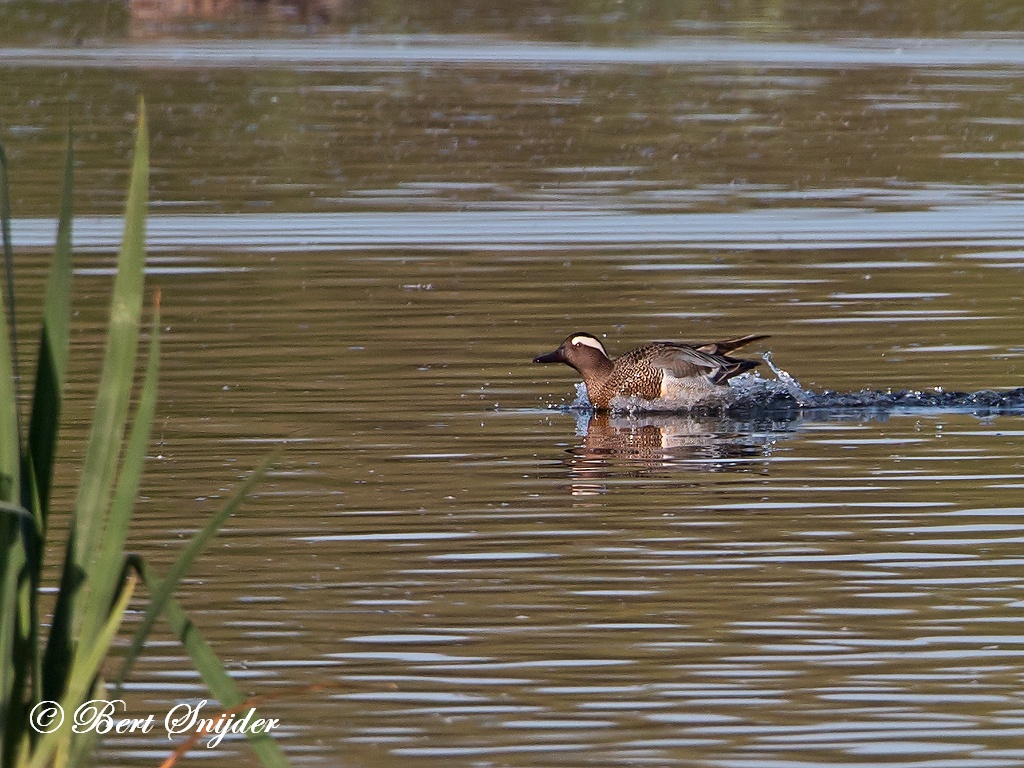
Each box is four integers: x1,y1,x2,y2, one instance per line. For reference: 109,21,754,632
648,343,760,385
646,343,731,376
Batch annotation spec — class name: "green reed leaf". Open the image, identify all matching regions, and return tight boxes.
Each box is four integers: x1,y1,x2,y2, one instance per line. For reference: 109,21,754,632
72,98,148,571
0,138,20,507
44,99,148,707
128,555,290,768
26,577,136,768
26,128,74,525
117,450,281,689
0,135,25,768
81,294,160,654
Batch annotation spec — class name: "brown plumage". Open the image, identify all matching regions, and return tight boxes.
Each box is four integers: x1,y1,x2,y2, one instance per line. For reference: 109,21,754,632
533,332,769,409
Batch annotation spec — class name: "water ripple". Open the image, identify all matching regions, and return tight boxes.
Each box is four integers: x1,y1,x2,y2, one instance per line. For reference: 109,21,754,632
12,204,1024,252
11,36,1024,69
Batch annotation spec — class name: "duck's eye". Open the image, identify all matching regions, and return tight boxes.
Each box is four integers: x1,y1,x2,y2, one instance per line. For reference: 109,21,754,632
570,336,605,351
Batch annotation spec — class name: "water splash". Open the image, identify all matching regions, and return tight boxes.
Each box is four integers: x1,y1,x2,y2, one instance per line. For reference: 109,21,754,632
554,361,1024,417
756,351,816,406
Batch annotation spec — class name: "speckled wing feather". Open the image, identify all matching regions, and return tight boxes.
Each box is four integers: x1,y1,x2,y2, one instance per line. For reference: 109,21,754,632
647,343,731,377
649,343,761,385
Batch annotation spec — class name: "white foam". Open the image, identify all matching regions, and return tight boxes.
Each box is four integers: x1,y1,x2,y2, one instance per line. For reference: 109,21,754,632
752,352,815,405
571,382,592,409
608,388,730,413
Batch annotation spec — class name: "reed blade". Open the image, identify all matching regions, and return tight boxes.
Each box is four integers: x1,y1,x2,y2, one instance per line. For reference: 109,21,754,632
26,128,74,524
72,99,148,569
117,450,281,688
0,139,20,507
81,294,160,649
0,135,24,768
43,100,148,705
129,556,290,768
26,577,136,768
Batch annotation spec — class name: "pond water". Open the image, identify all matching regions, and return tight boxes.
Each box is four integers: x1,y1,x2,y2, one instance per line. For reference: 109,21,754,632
3,11,1024,768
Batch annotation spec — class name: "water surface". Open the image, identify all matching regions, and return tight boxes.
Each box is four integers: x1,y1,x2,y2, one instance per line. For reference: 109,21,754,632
3,20,1024,768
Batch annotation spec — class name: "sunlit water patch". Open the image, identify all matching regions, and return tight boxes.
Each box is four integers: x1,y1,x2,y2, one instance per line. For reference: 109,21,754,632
13,35,1024,70
12,203,1024,252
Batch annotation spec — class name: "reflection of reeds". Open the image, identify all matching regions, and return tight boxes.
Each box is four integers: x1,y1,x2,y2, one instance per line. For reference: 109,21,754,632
0,100,288,768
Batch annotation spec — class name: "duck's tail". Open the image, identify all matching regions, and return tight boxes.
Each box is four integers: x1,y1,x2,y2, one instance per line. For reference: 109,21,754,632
697,334,770,355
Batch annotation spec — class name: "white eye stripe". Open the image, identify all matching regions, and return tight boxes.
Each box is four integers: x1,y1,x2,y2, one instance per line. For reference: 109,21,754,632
570,335,605,352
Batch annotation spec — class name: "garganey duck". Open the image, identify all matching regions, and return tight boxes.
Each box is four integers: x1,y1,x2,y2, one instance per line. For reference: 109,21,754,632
533,332,769,410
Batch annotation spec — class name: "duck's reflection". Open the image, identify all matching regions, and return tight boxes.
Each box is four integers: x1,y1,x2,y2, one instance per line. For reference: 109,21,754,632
562,410,790,495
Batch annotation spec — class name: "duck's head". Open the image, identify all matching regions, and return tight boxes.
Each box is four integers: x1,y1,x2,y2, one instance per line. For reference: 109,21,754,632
533,332,611,374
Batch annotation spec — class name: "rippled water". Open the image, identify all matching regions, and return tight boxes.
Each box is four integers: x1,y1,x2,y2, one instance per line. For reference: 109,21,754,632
4,19,1024,768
